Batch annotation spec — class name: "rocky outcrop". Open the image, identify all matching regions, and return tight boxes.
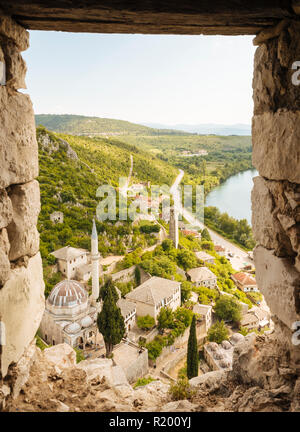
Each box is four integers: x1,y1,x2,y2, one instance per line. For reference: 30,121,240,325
0,253,45,377
0,10,44,387
37,129,78,160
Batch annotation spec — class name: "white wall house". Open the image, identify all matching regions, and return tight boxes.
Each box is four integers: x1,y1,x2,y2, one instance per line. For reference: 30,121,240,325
231,272,258,293
193,303,212,332
195,251,215,265
125,276,181,322
117,298,137,333
187,267,217,288
51,246,88,280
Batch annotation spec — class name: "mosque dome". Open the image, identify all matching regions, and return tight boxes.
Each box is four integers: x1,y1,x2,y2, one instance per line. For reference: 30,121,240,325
81,316,93,328
64,322,81,334
47,280,88,308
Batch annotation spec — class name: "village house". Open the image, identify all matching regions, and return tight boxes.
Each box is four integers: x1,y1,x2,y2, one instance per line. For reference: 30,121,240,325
125,276,181,322
50,245,98,282
240,307,270,330
117,298,137,333
214,245,226,256
193,303,212,332
187,267,217,288
195,251,215,265
51,246,89,280
50,211,64,224
231,272,258,293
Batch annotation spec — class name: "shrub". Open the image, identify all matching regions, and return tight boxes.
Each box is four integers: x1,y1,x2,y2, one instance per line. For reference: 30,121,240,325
214,296,242,324
74,347,85,363
207,320,229,344
137,315,155,330
133,376,156,389
168,378,195,401
146,339,163,361
157,307,174,330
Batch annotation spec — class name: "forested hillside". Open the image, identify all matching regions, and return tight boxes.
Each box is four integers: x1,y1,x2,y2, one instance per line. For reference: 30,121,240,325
37,126,178,295
35,114,188,136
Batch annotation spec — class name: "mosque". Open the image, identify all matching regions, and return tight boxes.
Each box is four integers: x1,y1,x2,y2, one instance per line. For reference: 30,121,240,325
39,219,101,349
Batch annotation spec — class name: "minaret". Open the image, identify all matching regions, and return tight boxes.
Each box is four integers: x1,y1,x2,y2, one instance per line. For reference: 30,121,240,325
169,207,179,249
91,218,100,305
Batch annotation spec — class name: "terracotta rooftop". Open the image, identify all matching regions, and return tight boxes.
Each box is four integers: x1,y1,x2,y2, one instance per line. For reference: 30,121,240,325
232,272,257,286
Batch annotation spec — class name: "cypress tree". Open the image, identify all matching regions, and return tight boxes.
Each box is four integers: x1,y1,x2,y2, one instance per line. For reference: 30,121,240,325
99,276,119,303
187,314,198,379
97,286,125,357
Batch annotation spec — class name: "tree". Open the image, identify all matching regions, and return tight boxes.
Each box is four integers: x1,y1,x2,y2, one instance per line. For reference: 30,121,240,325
97,286,125,357
176,249,197,271
157,307,174,330
137,315,155,330
207,320,229,343
201,228,211,242
99,277,119,302
187,315,198,379
181,281,193,303
214,296,242,324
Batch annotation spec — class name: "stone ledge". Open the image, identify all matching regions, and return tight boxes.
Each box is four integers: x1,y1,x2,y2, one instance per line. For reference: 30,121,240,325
0,252,45,377
0,88,38,189
254,245,300,328
0,11,29,51
252,110,300,184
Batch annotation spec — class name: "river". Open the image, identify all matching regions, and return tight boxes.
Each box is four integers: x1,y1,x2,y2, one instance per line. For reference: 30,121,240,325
205,169,258,225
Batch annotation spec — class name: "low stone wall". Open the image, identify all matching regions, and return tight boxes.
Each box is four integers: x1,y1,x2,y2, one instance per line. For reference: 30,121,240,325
0,11,44,379
150,321,206,367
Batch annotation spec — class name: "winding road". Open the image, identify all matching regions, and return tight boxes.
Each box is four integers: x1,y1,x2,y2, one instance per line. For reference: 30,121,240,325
170,169,253,271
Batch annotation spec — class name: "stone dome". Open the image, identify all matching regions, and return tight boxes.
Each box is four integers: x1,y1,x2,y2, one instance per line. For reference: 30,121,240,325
81,316,93,328
230,333,245,345
64,322,81,334
221,340,232,350
47,280,88,308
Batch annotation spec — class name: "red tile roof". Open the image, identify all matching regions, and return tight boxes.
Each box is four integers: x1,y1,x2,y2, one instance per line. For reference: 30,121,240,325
232,272,256,286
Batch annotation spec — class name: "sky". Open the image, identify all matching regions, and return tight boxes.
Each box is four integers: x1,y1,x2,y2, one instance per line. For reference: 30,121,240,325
23,31,256,125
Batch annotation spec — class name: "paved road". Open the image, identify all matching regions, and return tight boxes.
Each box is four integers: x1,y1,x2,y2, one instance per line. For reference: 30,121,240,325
170,169,253,271
119,154,133,197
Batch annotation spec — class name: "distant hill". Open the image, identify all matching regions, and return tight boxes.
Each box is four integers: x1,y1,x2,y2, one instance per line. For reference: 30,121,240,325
143,122,251,136
35,114,189,136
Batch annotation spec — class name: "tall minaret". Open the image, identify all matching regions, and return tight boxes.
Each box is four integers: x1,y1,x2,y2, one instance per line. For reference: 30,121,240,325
91,218,100,305
169,207,179,249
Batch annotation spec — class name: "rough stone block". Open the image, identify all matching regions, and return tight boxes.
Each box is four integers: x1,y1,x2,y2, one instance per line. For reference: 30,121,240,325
0,188,12,229
0,89,38,188
251,176,297,257
43,344,77,369
3,39,27,89
7,225,39,261
253,22,300,114
252,110,300,184
0,13,29,51
0,252,45,377
0,228,10,286
7,180,40,261
254,246,300,328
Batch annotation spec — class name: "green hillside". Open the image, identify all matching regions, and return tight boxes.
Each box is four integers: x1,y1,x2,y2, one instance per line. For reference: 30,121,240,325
37,126,177,295
35,114,189,136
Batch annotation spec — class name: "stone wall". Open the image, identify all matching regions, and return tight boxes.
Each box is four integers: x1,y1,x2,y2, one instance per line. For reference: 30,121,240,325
0,12,44,379
252,20,300,369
